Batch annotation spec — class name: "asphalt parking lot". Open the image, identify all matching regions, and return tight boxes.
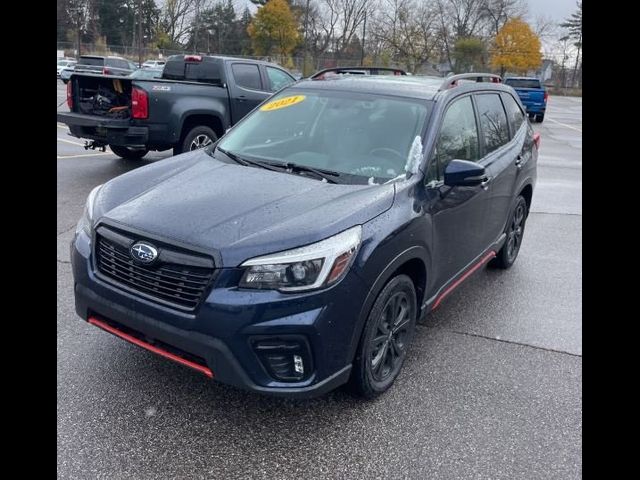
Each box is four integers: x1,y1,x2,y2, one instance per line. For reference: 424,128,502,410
57,80,582,479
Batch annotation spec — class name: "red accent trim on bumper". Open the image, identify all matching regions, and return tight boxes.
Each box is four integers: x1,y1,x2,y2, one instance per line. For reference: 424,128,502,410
88,317,214,378
432,251,496,310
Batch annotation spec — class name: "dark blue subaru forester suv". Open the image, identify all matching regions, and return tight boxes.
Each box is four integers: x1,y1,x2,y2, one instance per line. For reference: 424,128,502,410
71,73,539,398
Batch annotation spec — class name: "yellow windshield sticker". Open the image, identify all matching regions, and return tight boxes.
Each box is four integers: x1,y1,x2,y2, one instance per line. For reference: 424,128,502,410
260,95,305,112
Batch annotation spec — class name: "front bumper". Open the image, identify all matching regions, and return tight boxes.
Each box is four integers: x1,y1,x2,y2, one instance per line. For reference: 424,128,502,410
71,230,367,398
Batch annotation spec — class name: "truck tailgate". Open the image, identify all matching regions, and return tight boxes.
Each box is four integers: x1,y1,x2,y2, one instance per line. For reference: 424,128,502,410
513,88,545,103
57,111,130,128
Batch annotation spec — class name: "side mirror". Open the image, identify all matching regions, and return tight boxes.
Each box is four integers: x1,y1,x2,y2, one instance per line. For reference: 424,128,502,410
444,159,487,187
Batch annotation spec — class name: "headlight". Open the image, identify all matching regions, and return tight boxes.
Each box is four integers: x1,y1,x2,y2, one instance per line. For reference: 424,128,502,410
76,184,102,236
239,226,362,292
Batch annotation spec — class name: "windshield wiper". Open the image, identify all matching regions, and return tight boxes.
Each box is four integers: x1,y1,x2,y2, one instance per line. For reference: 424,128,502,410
215,147,283,173
216,148,341,184
280,162,342,184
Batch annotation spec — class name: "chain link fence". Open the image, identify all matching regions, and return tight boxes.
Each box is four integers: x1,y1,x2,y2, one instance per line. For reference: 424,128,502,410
57,41,581,95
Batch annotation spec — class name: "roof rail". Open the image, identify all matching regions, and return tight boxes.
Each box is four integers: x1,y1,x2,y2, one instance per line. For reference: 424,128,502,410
439,73,502,91
310,66,407,80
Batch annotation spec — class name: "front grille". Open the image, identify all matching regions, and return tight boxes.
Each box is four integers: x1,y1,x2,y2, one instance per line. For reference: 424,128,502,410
94,227,215,310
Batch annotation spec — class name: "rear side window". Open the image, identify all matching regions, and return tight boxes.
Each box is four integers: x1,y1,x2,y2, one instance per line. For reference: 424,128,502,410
505,79,541,89
475,94,509,154
266,67,294,92
232,63,262,90
428,96,480,181
502,93,525,135
108,59,128,69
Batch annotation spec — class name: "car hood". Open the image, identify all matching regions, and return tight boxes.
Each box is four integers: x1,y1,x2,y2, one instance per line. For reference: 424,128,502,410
96,150,395,267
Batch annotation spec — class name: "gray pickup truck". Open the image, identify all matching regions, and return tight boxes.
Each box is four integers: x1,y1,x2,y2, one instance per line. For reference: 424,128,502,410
57,55,296,159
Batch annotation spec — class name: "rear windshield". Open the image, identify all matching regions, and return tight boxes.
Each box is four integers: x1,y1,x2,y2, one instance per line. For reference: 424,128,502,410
78,56,104,66
505,79,541,89
162,57,222,84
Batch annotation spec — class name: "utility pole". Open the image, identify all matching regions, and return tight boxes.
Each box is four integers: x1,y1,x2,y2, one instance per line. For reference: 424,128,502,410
194,0,201,54
138,0,143,67
303,0,310,75
77,18,82,59
360,10,367,66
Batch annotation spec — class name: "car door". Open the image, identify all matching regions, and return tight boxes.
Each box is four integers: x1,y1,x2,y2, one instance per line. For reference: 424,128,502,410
423,94,492,289
227,62,271,123
264,66,296,93
474,92,520,244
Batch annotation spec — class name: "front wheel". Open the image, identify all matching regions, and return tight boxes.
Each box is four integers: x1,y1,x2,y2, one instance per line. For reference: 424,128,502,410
536,114,544,123
491,195,528,269
349,274,417,399
175,126,218,156
109,145,149,160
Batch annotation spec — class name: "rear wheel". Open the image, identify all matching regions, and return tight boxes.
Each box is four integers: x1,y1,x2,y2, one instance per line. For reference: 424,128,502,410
349,274,417,399
536,114,544,123
491,195,528,269
175,126,218,156
109,145,149,160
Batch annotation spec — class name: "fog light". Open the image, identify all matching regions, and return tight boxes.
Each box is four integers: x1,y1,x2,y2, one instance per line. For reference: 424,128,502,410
252,336,313,382
293,355,304,374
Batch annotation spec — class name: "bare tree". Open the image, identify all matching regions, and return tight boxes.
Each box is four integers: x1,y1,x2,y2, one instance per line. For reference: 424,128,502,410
161,0,199,46
480,0,527,37
372,0,440,73
335,0,370,59
532,14,557,42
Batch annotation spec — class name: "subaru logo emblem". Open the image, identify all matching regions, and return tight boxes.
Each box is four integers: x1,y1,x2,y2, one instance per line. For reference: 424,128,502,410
130,242,158,264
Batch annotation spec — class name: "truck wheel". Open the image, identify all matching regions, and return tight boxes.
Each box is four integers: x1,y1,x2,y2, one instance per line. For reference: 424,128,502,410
176,126,218,155
109,145,149,160
536,114,544,123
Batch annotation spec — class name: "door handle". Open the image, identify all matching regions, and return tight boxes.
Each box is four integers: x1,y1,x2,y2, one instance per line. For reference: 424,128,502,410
480,176,491,190
237,95,247,102
515,155,523,168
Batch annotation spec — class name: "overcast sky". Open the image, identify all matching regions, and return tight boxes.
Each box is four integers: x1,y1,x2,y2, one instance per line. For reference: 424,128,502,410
233,0,578,24
529,0,576,23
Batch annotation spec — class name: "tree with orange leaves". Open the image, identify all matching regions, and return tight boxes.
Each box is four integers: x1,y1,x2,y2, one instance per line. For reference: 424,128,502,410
490,18,542,77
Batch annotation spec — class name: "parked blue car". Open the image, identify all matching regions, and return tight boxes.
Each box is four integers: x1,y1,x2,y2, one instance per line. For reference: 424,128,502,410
504,77,547,123
71,73,539,399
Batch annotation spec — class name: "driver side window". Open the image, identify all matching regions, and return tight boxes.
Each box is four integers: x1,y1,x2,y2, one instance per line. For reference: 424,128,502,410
427,96,480,182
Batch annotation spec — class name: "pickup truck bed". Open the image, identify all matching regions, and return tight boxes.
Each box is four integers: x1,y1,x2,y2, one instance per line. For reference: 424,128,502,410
57,55,296,159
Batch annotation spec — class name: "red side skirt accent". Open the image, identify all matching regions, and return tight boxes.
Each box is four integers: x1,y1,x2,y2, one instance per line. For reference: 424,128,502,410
88,317,214,378
431,251,496,310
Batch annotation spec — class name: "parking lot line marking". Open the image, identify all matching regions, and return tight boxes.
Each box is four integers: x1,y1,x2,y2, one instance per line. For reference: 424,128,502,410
57,137,85,146
546,117,582,133
57,153,111,159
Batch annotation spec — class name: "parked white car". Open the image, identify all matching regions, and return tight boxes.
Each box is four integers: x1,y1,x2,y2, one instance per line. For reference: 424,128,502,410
57,59,77,77
142,60,166,69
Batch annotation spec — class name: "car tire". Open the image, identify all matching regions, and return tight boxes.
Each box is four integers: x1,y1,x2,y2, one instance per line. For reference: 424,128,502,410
62,79,69,84
490,195,528,269
536,114,544,123
348,274,417,399
109,145,149,160
175,126,218,156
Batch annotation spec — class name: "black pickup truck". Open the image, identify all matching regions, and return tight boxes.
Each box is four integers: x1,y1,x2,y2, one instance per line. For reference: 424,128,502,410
57,55,297,159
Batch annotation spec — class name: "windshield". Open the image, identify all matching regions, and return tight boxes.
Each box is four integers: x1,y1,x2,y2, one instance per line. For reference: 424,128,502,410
217,89,430,183
505,78,541,89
